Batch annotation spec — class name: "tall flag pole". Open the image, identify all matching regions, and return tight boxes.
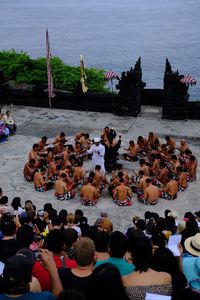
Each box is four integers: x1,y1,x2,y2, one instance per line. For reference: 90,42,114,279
80,55,88,94
46,29,55,108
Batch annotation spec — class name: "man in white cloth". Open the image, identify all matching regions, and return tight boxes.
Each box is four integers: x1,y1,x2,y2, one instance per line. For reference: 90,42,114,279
87,138,105,172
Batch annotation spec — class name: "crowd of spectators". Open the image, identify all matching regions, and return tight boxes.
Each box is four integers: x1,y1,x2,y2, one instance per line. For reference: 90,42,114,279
0,190,199,299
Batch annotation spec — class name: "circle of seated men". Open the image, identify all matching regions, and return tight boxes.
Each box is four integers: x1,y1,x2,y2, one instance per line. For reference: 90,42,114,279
23,129,197,207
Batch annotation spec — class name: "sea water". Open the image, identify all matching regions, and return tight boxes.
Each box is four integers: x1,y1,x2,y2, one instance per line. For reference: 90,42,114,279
0,0,199,99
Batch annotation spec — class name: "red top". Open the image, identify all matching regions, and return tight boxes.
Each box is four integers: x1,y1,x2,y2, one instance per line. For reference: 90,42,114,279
32,255,76,291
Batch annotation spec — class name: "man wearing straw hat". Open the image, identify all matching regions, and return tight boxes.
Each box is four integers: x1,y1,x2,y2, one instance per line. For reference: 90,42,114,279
183,233,200,293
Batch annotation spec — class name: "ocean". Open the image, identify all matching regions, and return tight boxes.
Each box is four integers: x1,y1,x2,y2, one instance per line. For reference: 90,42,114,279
0,0,199,99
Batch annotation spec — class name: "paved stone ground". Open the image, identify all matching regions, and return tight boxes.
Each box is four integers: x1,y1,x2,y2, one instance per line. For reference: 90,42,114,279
0,105,200,232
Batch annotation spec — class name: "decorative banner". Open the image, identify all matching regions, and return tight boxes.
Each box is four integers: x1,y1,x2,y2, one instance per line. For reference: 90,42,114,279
80,54,88,93
46,29,55,108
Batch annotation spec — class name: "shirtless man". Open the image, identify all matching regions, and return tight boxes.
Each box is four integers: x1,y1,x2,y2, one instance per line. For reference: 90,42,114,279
94,165,107,192
113,178,132,206
165,136,176,150
137,136,149,153
142,178,160,205
187,155,198,181
170,154,180,173
132,160,149,186
53,132,67,145
28,143,40,166
177,166,187,191
138,170,149,191
79,133,91,150
157,164,169,185
160,173,179,200
123,140,138,161
150,154,160,176
148,132,158,146
48,157,61,180
23,159,37,181
55,173,75,200
34,168,54,192
73,161,85,186
178,139,189,155
80,177,99,206
101,126,110,142
139,159,149,176
38,136,48,151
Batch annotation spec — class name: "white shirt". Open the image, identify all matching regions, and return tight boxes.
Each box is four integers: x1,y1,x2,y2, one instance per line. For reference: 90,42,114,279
87,143,105,172
3,114,14,125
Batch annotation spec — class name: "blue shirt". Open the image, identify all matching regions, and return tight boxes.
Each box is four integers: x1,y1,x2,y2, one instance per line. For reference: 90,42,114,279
95,257,135,276
183,256,200,291
0,292,56,300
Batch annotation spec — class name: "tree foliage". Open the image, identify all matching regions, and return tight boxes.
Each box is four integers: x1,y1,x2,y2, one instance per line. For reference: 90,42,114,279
0,49,106,91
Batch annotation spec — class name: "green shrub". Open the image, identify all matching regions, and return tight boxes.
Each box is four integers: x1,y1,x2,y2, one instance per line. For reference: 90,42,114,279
0,50,106,91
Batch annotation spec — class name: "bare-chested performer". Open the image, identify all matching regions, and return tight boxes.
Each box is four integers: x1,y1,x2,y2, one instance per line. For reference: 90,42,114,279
113,178,132,206
34,168,54,192
149,153,160,176
38,136,48,151
169,155,180,173
141,178,160,205
94,165,107,192
73,161,85,186
53,132,68,145
123,140,139,161
133,170,149,201
165,136,176,150
28,143,40,167
80,177,99,206
55,173,75,200
177,166,187,191
148,132,158,147
132,159,149,184
48,157,61,181
178,139,189,155
23,159,37,181
157,163,169,185
160,173,179,200
137,136,149,154
187,155,198,182
79,133,91,150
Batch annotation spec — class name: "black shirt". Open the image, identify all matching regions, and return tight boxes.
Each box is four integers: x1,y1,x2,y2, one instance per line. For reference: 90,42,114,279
0,239,23,263
58,268,92,292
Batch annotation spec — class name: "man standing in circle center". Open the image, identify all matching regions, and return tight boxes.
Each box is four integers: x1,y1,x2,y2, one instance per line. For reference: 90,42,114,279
87,138,105,172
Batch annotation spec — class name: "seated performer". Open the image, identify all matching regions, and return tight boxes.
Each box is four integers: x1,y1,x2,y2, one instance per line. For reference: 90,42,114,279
160,173,178,200
148,132,158,147
73,161,85,186
94,165,107,192
48,156,62,180
165,135,176,150
34,168,54,192
53,132,68,145
123,140,138,161
23,159,37,182
178,139,189,155
138,178,159,205
80,177,99,206
177,166,187,191
187,155,198,182
55,173,75,200
113,178,132,206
